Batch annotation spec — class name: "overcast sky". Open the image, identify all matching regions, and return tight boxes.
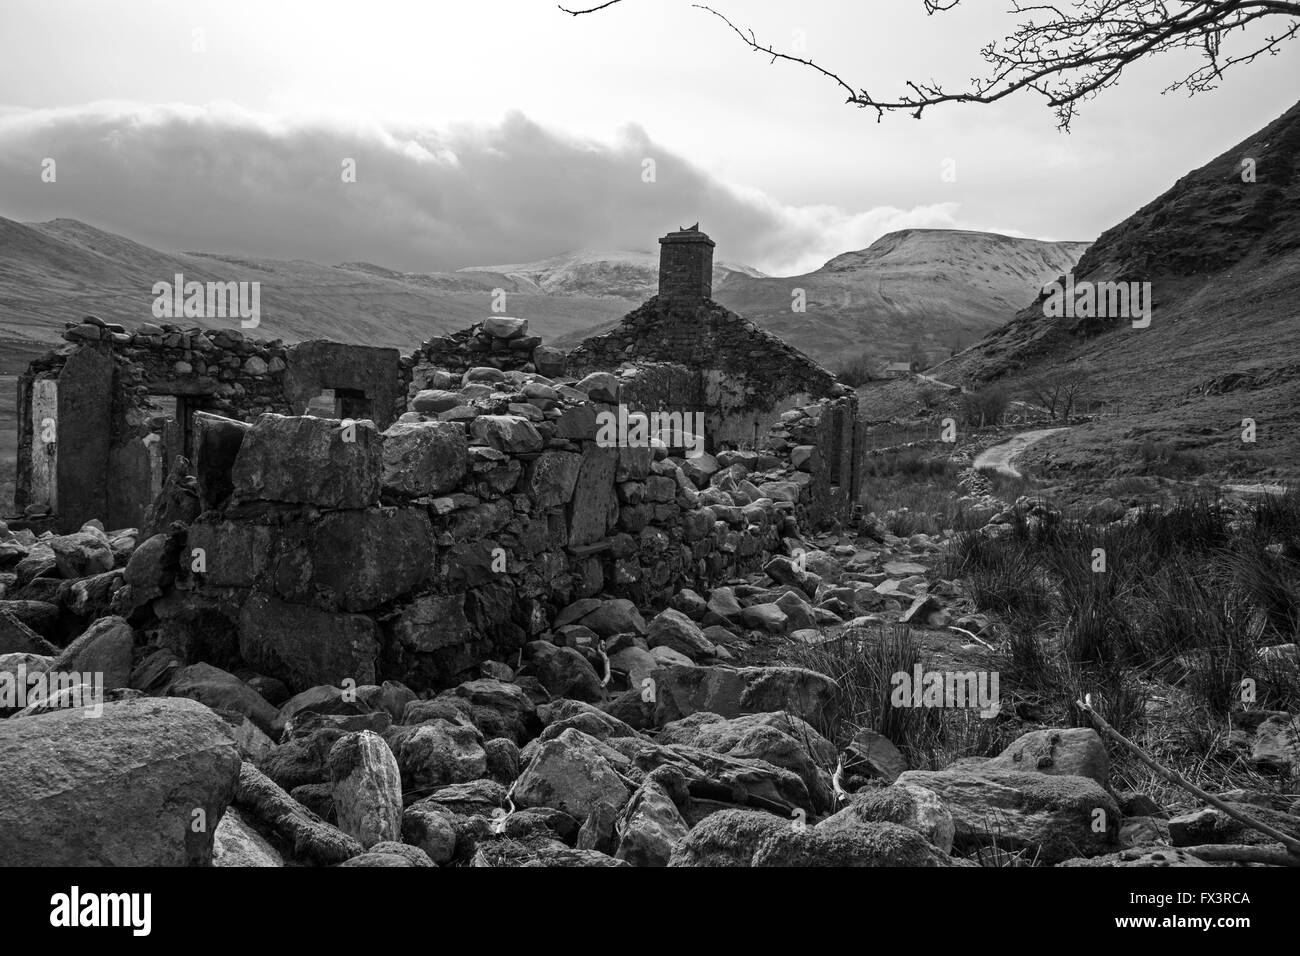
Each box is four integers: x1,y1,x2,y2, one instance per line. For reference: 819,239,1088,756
1,0,1296,275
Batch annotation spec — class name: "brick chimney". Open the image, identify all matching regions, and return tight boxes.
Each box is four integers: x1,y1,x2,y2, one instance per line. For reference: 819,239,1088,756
658,225,715,306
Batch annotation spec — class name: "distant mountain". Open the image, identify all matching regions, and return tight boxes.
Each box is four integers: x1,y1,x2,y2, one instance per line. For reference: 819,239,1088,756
935,98,1300,479
0,218,633,350
0,217,1086,374
458,249,766,299
556,230,1090,367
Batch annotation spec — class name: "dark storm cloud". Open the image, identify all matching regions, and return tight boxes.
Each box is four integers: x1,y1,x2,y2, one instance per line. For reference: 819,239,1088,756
0,103,960,274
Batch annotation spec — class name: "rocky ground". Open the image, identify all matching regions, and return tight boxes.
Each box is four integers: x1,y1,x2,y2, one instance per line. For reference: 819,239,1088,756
2,475,1296,868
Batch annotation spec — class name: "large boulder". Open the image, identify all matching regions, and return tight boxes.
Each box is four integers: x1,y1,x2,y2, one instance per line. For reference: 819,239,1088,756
657,711,836,812
0,599,59,639
387,719,487,793
381,421,468,497
238,594,378,693
650,664,836,727
568,445,619,546
410,389,462,415
483,316,528,339
232,413,381,509
525,451,584,509
615,774,689,867
1058,846,1212,867
609,646,657,690
121,532,181,607
843,728,908,783
212,806,283,867
0,609,57,656
984,727,1110,787
392,593,472,657
668,809,790,867
50,528,115,578
169,662,281,736
401,805,458,864
438,678,539,744
469,415,543,455
286,507,435,612
328,730,404,849
646,608,715,661
233,763,363,865
50,615,134,692
528,642,604,703
1167,802,1300,848
513,728,632,819
751,820,953,867
632,741,815,815
574,372,619,403
0,697,242,865
894,766,1121,863
1250,714,1300,773
579,599,646,638
819,782,955,853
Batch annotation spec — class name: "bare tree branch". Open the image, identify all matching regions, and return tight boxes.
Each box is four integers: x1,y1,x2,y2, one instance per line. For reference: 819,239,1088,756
558,0,626,14
1077,695,1300,860
564,1,1300,130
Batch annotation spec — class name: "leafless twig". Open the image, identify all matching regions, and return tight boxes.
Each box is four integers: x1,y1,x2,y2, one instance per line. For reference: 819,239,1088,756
562,1,1300,129
1076,694,1300,859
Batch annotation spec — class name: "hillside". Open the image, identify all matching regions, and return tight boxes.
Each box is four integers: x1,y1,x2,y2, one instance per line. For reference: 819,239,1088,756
0,218,1089,373
934,97,1300,481
458,249,766,299
0,217,633,350
557,230,1090,367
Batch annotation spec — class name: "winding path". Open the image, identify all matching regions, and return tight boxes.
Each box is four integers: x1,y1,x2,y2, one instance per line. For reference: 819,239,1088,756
972,427,1069,479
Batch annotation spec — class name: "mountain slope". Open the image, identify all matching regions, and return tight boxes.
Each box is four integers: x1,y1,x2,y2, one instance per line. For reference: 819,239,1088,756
556,230,1090,366
1,220,1088,372
934,98,1300,480
459,249,766,299
0,218,633,349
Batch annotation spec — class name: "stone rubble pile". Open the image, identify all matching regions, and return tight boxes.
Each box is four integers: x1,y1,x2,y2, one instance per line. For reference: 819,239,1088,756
5,500,1297,866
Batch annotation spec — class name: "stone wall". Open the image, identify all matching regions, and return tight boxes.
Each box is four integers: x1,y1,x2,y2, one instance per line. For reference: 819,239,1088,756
764,395,864,530
15,316,406,531
566,297,845,448
406,318,565,388
133,362,836,693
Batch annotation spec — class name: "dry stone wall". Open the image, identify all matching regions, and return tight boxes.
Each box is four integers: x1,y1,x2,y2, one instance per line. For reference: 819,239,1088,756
16,316,406,531
128,362,847,695
566,298,839,403
406,318,566,389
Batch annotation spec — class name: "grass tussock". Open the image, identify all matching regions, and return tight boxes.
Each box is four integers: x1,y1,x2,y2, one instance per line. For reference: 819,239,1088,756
861,450,988,537
943,490,1300,800
789,623,1021,770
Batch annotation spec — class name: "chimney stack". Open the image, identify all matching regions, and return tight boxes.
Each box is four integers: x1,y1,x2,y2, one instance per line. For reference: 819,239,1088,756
658,225,714,307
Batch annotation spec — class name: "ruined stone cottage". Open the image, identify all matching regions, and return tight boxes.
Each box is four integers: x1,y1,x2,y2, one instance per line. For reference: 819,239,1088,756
9,227,863,691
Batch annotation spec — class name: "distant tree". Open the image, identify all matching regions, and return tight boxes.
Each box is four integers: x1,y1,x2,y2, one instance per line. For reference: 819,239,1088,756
962,385,1011,427
1024,376,1066,419
1059,371,1089,419
833,350,880,387
907,341,929,372
562,1,1300,130
1024,368,1089,420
